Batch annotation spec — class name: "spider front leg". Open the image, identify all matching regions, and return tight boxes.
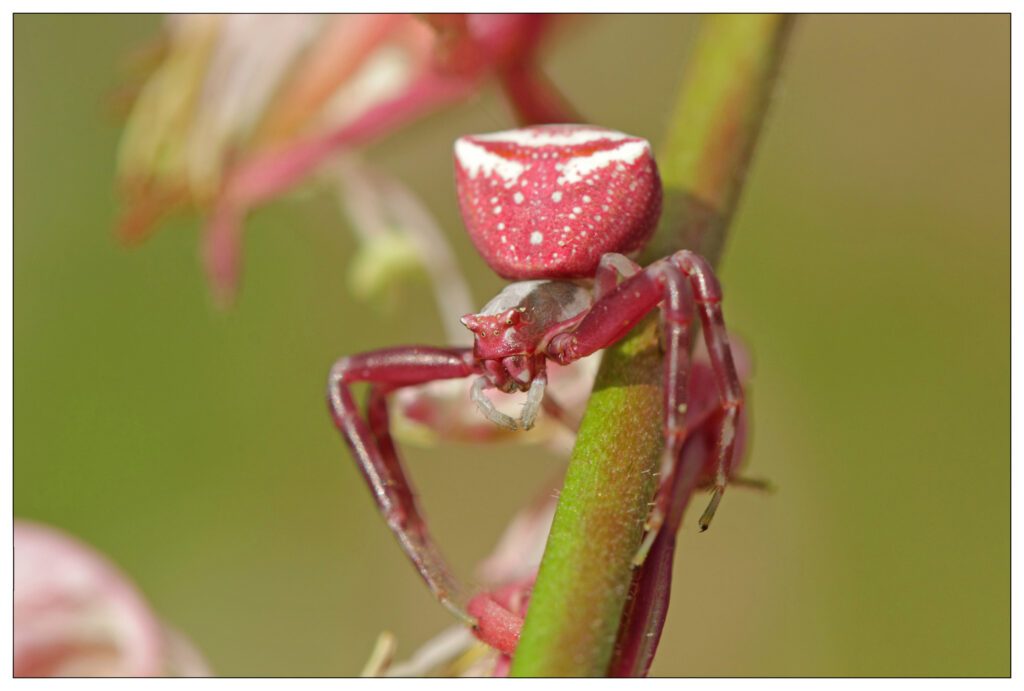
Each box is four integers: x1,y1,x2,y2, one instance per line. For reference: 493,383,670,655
327,346,479,624
547,250,744,558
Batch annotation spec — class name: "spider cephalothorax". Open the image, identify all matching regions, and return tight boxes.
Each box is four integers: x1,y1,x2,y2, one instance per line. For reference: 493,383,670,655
328,124,745,624
460,279,593,429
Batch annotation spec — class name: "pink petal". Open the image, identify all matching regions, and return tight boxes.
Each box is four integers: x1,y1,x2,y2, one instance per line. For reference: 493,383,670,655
14,521,164,677
202,202,244,308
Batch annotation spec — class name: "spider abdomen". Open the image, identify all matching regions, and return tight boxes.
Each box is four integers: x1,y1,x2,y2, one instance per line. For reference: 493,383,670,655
454,125,662,280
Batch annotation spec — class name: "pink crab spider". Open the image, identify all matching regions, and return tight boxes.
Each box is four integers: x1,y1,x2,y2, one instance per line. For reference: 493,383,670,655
327,124,744,623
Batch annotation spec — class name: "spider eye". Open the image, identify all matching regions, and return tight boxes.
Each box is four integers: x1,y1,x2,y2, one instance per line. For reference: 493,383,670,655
502,309,521,327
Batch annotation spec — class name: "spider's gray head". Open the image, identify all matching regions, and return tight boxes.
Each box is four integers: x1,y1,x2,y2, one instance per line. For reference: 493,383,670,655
461,280,592,430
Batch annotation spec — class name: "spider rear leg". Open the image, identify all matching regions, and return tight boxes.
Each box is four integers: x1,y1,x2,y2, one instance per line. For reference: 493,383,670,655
672,251,744,531
328,346,478,624
634,261,696,563
547,250,746,563
642,252,746,540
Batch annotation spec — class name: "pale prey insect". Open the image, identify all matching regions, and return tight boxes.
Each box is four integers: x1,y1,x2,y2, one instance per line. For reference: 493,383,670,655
327,124,744,623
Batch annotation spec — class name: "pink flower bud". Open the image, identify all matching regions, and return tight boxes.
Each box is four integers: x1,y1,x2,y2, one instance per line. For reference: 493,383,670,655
14,521,209,677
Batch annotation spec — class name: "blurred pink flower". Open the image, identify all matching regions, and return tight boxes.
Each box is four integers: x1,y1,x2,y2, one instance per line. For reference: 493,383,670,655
14,520,209,677
116,13,569,305
334,156,476,340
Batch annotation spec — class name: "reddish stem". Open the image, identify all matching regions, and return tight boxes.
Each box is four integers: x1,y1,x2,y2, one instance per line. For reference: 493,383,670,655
498,63,582,125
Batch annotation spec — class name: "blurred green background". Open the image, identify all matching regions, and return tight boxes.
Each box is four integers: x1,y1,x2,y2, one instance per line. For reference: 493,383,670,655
14,14,1008,676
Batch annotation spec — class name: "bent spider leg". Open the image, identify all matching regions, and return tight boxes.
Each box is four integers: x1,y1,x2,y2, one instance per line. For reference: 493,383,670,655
328,346,478,624
635,261,696,564
671,250,744,531
545,250,744,559
365,385,466,612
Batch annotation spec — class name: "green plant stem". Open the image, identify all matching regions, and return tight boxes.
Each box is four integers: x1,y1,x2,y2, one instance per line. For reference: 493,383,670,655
510,14,793,677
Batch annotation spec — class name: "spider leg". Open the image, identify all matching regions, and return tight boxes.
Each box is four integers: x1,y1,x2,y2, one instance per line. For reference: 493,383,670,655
635,261,697,563
627,252,745,539
328,346,479,623
546,250,745,556
671,251,744,531
545,260,688,564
